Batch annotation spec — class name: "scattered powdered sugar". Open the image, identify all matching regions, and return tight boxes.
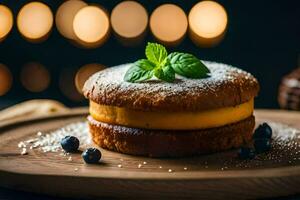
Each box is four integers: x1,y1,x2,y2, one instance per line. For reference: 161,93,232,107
269,122,300,141
18,122,90,153
20,148,27,155
17,121,300,171
223,121,300,169
260,122,300,163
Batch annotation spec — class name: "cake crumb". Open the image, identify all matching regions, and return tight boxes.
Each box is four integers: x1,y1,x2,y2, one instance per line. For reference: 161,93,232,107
183,167,188,171
74,168,78,171
168,169,173,173
159,166,162,169
68,157,72,161
118,164,122,168
143,161,147,165
138,164,142,168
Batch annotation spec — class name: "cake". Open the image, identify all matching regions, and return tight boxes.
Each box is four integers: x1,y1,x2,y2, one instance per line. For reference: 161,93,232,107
83,60,259,157
278,68,300,110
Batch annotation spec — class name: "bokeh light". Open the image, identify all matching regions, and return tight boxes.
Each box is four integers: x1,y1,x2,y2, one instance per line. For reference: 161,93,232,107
0,64,13,96
20,62,50,92
150,4,188,46
55,0,87,40
189,1,228,47
0,5,13,42
75,63,105,94
17,2,53,42
73,6,110,48
111,1,148,46
60,68,84,101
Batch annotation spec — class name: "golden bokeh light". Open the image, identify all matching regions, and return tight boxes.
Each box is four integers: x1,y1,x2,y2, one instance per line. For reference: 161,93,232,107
20,62,50,92
150,4,188,46
55,0,87,40
17,2,53,42
111,1,148,46
0,5,13,42
189,1,228,47
73,6,110,48
0,64,13,96
60,68,84,101
75,63,105,94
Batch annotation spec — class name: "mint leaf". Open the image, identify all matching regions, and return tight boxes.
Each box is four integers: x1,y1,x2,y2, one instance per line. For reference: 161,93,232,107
124,60,154,82
168,52,210,78
134,59,156,70
154,64,175,83
145,42,168,65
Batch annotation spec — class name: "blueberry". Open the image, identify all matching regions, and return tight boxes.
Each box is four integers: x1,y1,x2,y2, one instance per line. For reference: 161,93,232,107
238,147,256,159
254,139,272,153
60,136,80,152
253,123,272,139
82,148,102,164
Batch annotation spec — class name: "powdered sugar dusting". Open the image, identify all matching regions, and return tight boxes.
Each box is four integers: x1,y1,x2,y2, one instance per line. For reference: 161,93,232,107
88,61,256,95
83,61,259,111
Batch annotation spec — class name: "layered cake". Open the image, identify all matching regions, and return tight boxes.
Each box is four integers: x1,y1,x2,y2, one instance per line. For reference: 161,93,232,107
83,61,259,157
278,67,300,110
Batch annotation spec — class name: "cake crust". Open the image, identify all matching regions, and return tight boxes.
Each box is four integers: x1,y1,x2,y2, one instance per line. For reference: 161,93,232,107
83,61,259,112
88,115,255,157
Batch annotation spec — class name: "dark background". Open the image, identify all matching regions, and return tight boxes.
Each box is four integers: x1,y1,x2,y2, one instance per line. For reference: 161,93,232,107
0,0,299,109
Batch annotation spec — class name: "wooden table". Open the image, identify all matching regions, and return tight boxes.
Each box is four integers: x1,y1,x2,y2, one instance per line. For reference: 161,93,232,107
0,100,299,199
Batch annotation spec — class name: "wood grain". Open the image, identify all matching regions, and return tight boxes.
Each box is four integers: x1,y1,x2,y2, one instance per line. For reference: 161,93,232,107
0,109,299,199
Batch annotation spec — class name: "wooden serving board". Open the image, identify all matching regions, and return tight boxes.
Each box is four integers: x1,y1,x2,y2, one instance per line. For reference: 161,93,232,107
0,109,300,200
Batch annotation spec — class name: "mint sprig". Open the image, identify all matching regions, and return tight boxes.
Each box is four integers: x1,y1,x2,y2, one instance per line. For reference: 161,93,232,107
124,42,210,83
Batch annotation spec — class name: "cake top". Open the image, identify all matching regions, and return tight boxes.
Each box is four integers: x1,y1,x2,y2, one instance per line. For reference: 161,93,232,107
83,61,259,112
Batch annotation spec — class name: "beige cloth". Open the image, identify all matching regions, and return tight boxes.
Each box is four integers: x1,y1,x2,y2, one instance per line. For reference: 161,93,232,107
0,99,69,122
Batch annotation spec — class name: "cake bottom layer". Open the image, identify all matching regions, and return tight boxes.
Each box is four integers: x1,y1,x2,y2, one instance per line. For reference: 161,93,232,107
88,115,255,158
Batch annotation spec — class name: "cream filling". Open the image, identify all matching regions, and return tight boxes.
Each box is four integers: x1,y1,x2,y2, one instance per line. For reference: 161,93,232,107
90,99,254,130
